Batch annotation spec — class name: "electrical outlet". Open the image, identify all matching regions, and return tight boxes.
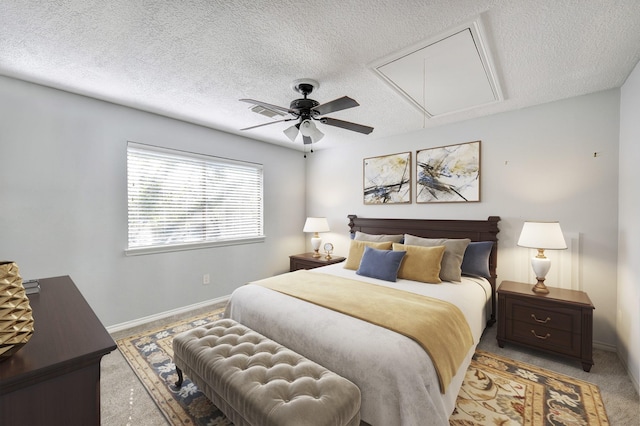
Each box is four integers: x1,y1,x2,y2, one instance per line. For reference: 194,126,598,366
203,274,210,285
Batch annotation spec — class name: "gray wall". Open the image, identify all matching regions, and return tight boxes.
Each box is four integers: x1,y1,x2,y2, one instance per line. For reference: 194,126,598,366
306,89,621,350
0,75,306,327
619,61,640,391
1,72,635,387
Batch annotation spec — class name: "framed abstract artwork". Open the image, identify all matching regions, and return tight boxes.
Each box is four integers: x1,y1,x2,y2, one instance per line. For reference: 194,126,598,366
416,141,480,203
363,152,411,204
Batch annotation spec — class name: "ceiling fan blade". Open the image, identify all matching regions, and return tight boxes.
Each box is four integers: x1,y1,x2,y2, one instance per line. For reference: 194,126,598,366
240,118,294,131
320,117,374,135
312,96,359,116
239,98,293,115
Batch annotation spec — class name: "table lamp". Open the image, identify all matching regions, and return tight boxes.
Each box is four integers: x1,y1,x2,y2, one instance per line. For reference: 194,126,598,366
303,217,330,258
517,221,567,294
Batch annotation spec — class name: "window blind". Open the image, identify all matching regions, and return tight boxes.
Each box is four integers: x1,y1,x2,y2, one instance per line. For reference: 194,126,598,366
127,142,263,253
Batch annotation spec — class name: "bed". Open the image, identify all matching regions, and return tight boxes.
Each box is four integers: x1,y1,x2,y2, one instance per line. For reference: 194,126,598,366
225,215,500,426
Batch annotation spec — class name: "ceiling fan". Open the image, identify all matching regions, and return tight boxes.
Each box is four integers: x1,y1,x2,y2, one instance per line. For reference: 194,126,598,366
239,79,374,145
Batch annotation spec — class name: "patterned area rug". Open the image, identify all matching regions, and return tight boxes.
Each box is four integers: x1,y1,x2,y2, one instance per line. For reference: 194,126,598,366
117,309,231,425
117,312,609,426
450,350,609,425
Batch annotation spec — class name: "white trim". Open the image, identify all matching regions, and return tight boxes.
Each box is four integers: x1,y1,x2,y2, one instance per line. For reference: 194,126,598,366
590,342,639,393
106,295,230,333
368,14,503,119
125,236,265,256
593,340,617,352
128,141,263,168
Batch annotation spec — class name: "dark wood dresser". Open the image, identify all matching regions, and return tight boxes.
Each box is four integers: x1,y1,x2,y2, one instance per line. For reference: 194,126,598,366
289,252,346,271
497,280,594,371
0,276,116,426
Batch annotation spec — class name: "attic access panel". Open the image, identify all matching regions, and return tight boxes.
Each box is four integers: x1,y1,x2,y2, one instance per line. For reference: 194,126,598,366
372,19,503,117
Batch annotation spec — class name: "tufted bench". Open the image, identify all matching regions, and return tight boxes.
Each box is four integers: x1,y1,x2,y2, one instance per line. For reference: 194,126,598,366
172,318,361,426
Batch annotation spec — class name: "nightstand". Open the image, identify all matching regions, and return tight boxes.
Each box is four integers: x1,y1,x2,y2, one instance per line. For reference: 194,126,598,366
289,252,346,271
497,280,594,372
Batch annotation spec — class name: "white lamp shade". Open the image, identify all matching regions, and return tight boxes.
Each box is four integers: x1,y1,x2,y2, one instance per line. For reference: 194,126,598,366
299,120,324,143
303,217,330,233
517,221,567,250
283,125,299,142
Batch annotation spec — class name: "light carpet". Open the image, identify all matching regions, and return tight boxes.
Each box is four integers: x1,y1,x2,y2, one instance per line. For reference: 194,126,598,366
117,312,609,426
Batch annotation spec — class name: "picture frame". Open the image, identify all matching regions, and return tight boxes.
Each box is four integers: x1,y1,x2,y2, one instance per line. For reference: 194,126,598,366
363,152,411,204
416,141,480,203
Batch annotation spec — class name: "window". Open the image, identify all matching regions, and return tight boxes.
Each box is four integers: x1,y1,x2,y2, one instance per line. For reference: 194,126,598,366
126,142,264,255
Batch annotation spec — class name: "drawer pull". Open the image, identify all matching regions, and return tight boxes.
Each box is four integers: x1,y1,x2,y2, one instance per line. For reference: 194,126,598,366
531,314,551,324
531,330,551,340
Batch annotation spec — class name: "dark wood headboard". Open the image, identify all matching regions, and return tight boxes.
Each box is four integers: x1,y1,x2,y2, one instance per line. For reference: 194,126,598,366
347,214,501,326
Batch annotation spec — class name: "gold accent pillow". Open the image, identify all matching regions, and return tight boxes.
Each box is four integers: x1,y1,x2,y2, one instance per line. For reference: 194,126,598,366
393,243,446,284
403,235,471,282
344,240,393,270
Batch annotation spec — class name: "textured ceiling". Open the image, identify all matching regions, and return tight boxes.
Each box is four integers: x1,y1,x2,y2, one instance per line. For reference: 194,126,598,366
2,0,640,150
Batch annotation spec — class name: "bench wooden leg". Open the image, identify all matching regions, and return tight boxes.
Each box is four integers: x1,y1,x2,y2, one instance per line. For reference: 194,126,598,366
175,366,184,387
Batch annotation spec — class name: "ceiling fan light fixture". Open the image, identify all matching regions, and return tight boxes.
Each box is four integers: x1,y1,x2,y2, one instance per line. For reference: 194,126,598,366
239,79,373,146
299,119,324,143
283,125,299,142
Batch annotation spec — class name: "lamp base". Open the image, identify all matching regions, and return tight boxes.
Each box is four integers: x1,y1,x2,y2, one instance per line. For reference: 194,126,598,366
532,279,550,294
310,235,322,258
530,255,551,294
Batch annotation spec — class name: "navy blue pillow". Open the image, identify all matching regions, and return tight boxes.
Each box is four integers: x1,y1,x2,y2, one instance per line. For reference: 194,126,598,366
461,241,494,278
356,246,406,282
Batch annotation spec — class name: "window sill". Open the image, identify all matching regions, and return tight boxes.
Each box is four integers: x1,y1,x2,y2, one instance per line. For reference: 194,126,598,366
125,236,266,256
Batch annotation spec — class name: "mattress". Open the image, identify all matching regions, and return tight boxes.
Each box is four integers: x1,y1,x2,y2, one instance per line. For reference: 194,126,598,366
225,263,491,426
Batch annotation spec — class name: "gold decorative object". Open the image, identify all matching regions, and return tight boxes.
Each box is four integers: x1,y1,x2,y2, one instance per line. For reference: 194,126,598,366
0,261,34,360
324,242,334,260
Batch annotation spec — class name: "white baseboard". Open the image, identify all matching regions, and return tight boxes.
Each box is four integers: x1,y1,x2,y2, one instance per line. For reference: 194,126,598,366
629,367,640,395
594,340,640,394
107,295,230,334
593,340,617,352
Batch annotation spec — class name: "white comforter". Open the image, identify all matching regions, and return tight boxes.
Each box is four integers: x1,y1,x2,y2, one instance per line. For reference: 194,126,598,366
224,263,491,426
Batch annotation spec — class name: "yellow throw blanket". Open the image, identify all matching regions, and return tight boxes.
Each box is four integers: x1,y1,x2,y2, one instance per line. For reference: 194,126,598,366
253,270,474,393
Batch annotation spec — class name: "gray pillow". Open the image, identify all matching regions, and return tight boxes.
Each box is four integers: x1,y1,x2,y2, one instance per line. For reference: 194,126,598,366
462,241,493,278
403,234,470,282
354,231,404,243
